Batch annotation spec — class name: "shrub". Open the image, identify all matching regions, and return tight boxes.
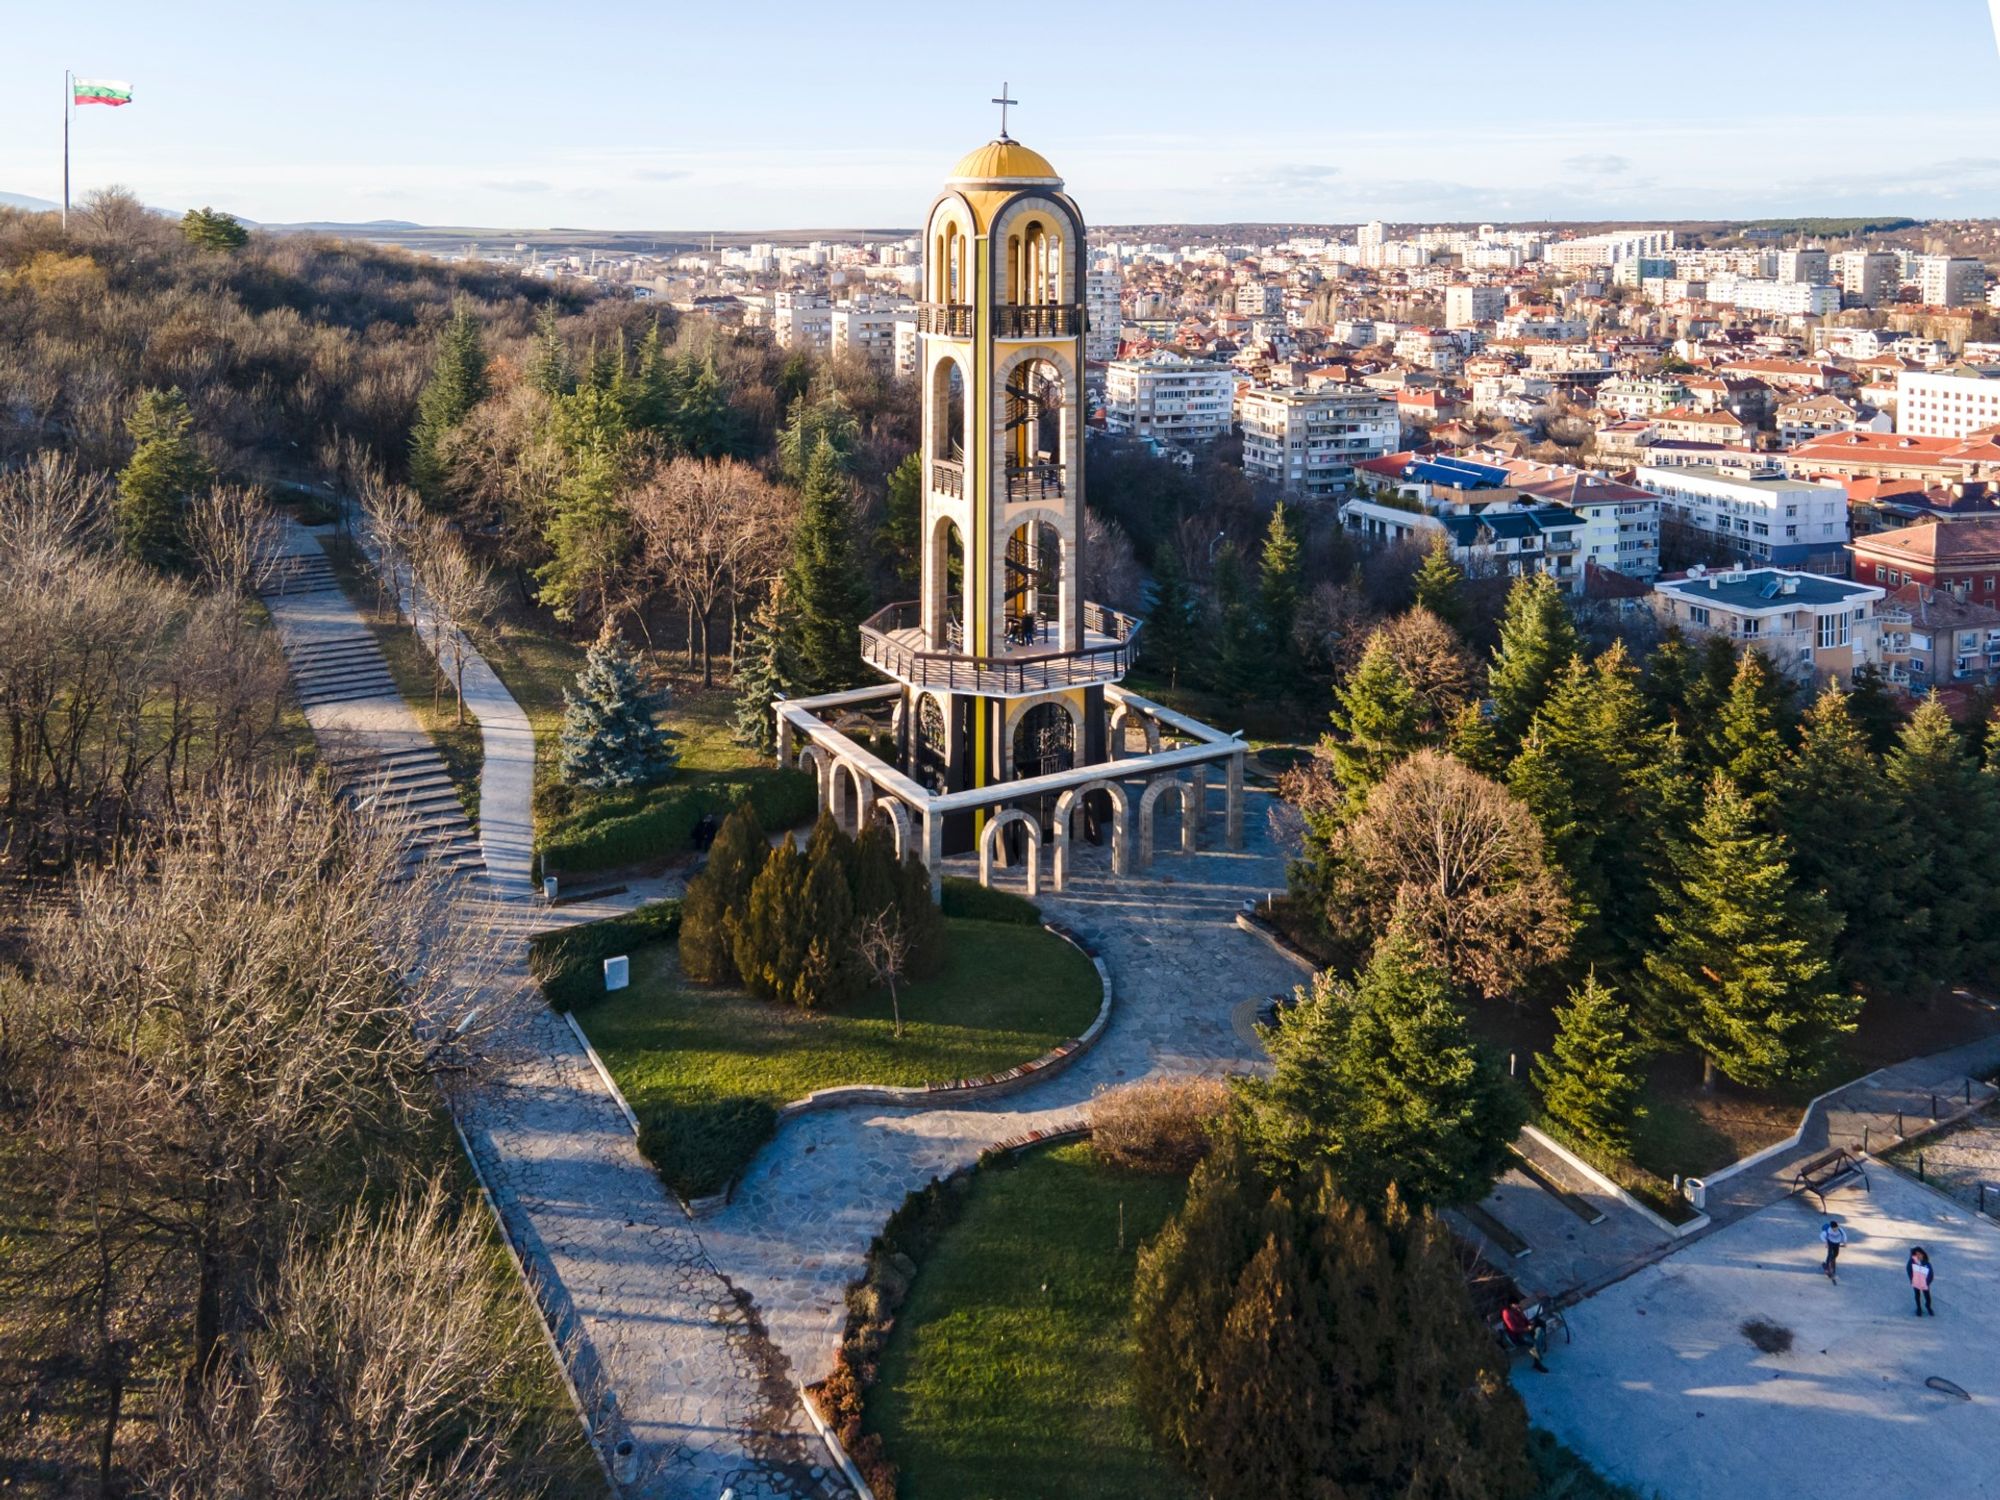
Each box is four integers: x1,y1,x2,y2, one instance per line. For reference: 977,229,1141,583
538,769,813,875
677,802,768,984
939,875,1039,925
1091,1077,1229,1176
634,1096,779,1200
528,901,681,1013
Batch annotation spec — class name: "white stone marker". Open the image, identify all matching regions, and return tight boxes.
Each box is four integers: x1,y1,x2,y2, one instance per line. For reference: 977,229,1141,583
603,955,629,992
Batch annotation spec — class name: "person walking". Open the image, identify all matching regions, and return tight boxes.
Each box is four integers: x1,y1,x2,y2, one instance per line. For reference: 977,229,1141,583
1820,1218,1846,1281
1907,1247,1935,1316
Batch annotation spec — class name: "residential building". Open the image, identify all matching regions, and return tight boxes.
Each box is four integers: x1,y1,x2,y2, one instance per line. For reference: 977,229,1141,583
1599,375,1690,417
1654,407,1752,444
1393,327,1461,372
1445,285,1507,329
1881,583,2000,689
773,290,832,351
1778,248,1831,285
1238,384,1398,497
1835,249,1900,308
829,297,912,369
1649,564,1885,684
1234,283,1283,318
1084,267,1123,361
1896,364,2000,439
1104,353,1235,443
1547,228,1677,270
1850,519,2000,601
1917,255,1985,308
1777,393,1888,446
1635,460,1850,569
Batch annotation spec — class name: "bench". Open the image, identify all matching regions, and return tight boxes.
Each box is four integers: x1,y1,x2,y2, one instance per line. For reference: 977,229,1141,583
1792,1147,1869,1210
1489,1300,1570,1362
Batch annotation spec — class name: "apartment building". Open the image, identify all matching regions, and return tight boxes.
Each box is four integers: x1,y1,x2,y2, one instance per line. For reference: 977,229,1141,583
1547,229,1676,270
1238,384,1398,497
1444,285,1507,329
1234,283,1284,318
1778,248,1831,285
773,290,832,351
1634,460,1850,569
1835,249,1900,308
1881,582,2000,689
1896,365,2000,439
1649,565,1885,684
828,297,912,369
1917,255,1985,308
1104,353,1236,443
1850,519,2000,601
1085,268,1123,361
1599,375,1691,418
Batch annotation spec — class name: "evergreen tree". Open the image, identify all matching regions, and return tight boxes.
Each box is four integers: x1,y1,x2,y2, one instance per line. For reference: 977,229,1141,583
1683,633,1741,729
1238,934,1526,1211
409,300,488,501
1641,624,1695,728
1206,542,1257,698
1777,682,1912,994
1487,572,1580,749
678,803,770,984
792,826,860,1008
1532,971,1647,1159
526,303,573,399
670,354,741,458
1411,533,1466,633
1324,633,1425,803
1142,544,1199,688
776,382,859,483
878,451,923,587
1447,701,1507,777
1888,695,2000,999
1845,662,1901,755
556,628,677,789
784,437,868,691
535,385,632,621
180,206,248,250
1708,649,1786,817
1255,501,1303,692
730,581,802,755
115,386,208,570
1646,776,1853,1089
734,834,808,1001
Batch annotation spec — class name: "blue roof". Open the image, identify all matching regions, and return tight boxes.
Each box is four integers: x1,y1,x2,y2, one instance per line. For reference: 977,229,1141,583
1409,456,1511,491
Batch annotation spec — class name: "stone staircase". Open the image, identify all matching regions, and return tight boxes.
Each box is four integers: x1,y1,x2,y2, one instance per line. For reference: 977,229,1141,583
264,548,340,596
322,740,485,881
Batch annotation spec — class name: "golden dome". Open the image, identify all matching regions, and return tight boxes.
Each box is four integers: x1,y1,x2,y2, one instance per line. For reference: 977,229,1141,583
947,138,1062,187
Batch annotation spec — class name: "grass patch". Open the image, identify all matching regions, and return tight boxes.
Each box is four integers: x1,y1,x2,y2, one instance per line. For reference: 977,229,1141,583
528,900,683,1013
1527,1428,1653,1500
938,875,1041,925
864,1141,1197,1500
578,918,1101,1198
319,536,484,824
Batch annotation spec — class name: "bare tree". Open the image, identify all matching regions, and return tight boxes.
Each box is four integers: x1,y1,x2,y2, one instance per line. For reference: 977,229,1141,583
185,483,279,599
0,450,111,563
1372,607,1478,735
414,523,503,725
855,907,915,1038
1334,748,1572,1000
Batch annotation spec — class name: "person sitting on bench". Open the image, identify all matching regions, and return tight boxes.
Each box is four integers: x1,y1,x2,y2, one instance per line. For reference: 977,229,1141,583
1500,1294,1549,1374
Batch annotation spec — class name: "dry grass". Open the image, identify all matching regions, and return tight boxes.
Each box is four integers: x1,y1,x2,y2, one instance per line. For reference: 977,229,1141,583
1090,1076,1231,1176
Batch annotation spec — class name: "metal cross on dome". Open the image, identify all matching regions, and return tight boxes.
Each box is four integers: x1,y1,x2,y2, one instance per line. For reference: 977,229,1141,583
992,83,1018,139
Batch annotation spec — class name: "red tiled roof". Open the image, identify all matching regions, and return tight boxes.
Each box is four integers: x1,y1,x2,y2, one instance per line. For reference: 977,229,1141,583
1851,519,2000,566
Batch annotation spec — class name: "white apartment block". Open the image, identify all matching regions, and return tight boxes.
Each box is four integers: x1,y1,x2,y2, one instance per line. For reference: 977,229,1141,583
1917,256,1985,308
1778,248,1831,285
1239,385,1398,498
1547,229,1676,270
772,290,832,351
1895,364,2000,439
892,316,920,379
1445,285,1507,329
1085,268,1123,361
1393,328,1462,373
1104,354,1236,444
1634,461,1849,569
1834,250,1899,308
828,298,911,369
1650,566,1885,685
1707,278,1843,317
1234,283,1284,317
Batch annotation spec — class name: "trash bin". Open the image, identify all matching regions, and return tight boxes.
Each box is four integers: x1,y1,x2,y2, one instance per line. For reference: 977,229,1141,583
1684,1176,1707,1211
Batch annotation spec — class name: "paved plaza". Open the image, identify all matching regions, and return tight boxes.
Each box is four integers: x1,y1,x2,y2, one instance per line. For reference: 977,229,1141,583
1522,1167,2000,1500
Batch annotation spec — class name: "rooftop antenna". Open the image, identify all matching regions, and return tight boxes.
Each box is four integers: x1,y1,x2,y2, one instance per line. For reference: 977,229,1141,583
991,82,1018,141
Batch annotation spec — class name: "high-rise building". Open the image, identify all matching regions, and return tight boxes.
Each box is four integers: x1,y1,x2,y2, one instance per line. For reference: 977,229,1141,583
1084,266,1122,361
1104,353,1235,443
1238,385,1398,497
1778,248,1831,285
1835,250,1900,308
1896,364,2000,438
1917,255,1985,308
1445,285,1507,328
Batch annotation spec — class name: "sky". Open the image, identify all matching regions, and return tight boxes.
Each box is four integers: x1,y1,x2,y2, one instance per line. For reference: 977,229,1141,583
8,1,2000,230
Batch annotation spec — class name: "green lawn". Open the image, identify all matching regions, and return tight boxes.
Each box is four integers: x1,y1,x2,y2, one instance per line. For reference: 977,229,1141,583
864,1141,1197,1500
580,918,1101,1197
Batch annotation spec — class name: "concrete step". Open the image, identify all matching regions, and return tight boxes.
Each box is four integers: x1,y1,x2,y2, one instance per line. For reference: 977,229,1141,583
296,682,404,708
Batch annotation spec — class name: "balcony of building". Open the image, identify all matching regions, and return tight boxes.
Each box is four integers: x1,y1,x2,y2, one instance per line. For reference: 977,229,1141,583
918,302,975,336
993,303,1083,339
931,459,965,498
858,599,1140,697
1004,460,1066,502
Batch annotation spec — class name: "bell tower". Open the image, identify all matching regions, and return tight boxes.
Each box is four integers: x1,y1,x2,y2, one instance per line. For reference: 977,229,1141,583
856,119,1138,855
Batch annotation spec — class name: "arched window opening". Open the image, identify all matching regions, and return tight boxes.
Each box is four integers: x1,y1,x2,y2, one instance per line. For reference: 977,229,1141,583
1003,520,1063,647
1013,701,1076,781
1001,360,1066,496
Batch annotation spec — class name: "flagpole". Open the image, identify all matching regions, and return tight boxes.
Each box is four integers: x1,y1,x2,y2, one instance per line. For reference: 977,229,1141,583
62,69,70,233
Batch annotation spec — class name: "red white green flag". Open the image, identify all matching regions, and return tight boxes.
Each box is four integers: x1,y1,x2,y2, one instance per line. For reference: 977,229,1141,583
73,79,132,107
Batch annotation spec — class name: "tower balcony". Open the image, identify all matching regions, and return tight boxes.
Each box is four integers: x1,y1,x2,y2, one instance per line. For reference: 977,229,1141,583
859,599,1141,697
1004,461,1066,502
993,302,1083,339
931,459,965,498
918,302,975,336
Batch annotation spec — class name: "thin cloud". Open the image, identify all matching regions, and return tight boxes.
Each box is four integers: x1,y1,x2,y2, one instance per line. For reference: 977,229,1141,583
1562,154,1631,175
634,167,691,183
480,178,551,194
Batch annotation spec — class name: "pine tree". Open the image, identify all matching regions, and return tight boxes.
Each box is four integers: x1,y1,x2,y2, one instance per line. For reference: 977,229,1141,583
1888,695,2000,999
556,628,677,790
1255,501,1303,692
409,300,488,501
678,802,770,984
792,827,860,1008
526,303,573,398
784,437,867,692
1487,572,1580,749
1533,970,1647,1159
777,382,859,483
878,451,923,587
671,354,741,458
1411,533,1466,633
536,385,632,621
1845,662,1901,755
1645,775,1854,1089
1641,624,1695,728
1704,649,1787,813
734,834,808,1001
1324,633,1425,803
1142,545,1199,688
1206,542,1257,698
115,386,208,570
1238,933,1526,1211
180,206,248,251
730,581,801,755
1777,682,1913,994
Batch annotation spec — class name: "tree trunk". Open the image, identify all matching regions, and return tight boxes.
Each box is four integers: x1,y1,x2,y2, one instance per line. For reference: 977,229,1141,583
1701,1053,1717,1092
698,607,714,689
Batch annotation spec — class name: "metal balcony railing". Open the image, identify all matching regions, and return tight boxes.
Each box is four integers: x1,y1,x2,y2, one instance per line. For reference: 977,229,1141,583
919,302,975,336
993,303,1083,338
858,599,1142,696
932,459,965,498
1004,462,1066,502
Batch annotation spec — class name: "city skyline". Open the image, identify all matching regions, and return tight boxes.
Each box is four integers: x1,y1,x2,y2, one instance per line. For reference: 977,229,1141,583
9,0,2000,229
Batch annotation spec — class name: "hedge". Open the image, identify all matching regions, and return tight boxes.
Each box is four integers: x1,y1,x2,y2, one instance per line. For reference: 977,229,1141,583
635,1096,780,1201
939,875,1040,926
529,900,682,1013
539,768,815,877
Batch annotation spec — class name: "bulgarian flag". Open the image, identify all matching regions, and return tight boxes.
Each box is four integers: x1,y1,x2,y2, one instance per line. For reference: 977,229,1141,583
73,79,132,107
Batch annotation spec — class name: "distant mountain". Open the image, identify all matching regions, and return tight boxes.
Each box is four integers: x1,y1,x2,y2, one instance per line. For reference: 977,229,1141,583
257,218,423,232
1,191,60,212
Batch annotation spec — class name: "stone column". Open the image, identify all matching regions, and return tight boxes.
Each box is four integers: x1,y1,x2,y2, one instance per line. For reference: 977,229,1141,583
1225,748,1245,851
1184,770,1203,854
922,807,944,902
776,709,793,768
